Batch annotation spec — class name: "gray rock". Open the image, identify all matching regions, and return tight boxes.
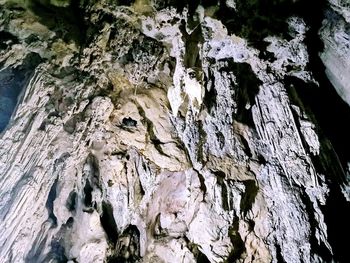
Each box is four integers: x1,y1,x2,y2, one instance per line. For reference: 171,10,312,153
0,1,349,263
320,5,350,106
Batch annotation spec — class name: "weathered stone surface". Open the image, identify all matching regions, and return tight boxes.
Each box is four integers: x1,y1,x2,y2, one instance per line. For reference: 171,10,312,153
0,1,349,263
320,2,350,106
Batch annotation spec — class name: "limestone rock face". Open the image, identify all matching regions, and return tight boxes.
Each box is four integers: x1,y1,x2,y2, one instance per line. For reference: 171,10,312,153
320,1,350,106
0,1,349,263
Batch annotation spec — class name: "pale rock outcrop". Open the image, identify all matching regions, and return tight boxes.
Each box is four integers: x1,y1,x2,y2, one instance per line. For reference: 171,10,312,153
0,1,349,263
320,0,350,106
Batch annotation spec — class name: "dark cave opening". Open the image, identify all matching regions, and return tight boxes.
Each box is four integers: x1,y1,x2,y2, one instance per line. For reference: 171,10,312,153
0,52,42,133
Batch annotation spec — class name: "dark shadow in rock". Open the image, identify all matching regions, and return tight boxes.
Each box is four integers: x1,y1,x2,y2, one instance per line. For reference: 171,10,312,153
0,31,19,50
289,7,350,171
83,179,93,209
196,251,211,263
227,220,245,261
26,235,67,263
116,35,164,80
85,153,101,189
153,0,187,12
215,170,230,211
238,134,252,158
65,217,74,228
63,116,77,134
322,183,350,263
108,225,141,263
118,0,135,5
100,201,119,244
194,247,211,263
122,117,137,127
203,59,261,127
153,0,217,16
66,191,77,212
0,52,42,133
240,180,258,216
25,0,87,46
202,66,217,113
283,0,350,173
179,19,203,70
217,0,291,47
46,177,59,227
225,60,261,126
48,239,68,263
275,243,287,263
216,0,328,50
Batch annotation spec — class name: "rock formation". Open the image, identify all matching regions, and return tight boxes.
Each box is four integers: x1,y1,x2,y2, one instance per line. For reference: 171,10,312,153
0,0,349,262
320,0,350,106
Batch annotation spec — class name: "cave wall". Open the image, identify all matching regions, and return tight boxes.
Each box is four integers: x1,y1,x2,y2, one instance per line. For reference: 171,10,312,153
0,0,349,262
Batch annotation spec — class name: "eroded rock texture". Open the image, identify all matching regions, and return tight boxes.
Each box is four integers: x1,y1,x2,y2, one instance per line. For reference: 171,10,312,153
0,0,349,262
320,0,350,106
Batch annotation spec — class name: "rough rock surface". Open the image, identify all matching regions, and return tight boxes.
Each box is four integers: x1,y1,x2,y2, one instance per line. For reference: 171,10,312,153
0,0,349,263
320,0,350,106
